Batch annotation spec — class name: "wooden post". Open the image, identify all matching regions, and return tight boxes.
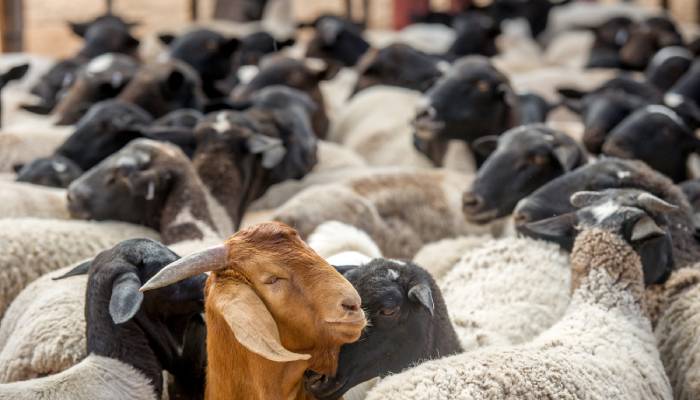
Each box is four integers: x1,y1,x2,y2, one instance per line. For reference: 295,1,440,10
1,0,23,53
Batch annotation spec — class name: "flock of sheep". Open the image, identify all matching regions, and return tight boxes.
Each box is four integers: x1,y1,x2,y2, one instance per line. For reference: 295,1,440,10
1,0,700,399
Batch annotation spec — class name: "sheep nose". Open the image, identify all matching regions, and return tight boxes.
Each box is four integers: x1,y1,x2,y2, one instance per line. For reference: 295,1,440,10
462,192,484,212
66,184,92,218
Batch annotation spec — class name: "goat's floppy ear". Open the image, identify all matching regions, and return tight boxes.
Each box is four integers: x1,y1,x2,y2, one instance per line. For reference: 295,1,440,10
110,272,144,324
247,134,286,169
214,282,311,362
53,259,93,280
408,283,434,316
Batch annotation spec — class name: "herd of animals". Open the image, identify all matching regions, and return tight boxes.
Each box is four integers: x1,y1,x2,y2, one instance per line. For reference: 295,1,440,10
2,0,700,399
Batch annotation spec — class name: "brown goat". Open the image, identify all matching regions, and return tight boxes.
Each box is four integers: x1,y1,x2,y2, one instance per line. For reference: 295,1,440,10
142,222,366,400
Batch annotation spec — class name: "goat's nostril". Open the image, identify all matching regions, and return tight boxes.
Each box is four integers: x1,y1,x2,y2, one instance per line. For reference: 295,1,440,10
341,299,360,313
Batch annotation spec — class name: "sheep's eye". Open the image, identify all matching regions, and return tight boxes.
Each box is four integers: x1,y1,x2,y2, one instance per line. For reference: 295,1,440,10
379,306,399,317
263,276,280,285
529,154,549,166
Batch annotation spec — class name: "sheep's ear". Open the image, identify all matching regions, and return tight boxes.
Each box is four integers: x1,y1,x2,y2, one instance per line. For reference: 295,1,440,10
69,21,90,37
472,135,499,157
552,140,581,172
570,191,606,208
247,134,286,169
333,265,358,276
520,213,578,242
408,283,434,316
631,215,665,242
20,103,53,115
3,64,30,82
109,272,144,324
53,259,93,280
158,33,177,46
214,281,311,362
637,192,677,213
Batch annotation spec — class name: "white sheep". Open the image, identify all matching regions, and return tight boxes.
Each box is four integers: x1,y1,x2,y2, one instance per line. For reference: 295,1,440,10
653,267,700,400
0,265,86,382
0,181,69,219
307,220,382,266
441,237,571,350
412,235,492,282
366,228,672,400
273,168,499,259
0,218,158,319
0,128,71,173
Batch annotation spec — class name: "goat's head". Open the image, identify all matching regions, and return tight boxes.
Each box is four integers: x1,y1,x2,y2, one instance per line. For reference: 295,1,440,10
142,222,366,375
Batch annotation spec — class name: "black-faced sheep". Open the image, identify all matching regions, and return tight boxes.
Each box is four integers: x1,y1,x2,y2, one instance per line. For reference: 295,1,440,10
0,238,206,398
366,190,674,399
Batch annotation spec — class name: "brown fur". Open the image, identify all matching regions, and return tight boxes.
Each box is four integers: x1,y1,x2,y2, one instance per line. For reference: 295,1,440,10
203,222,364,400
571,229,645,311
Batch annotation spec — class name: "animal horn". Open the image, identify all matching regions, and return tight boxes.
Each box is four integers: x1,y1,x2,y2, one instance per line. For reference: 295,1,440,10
140,244,227,291
637,192,678,213
570,191,606,208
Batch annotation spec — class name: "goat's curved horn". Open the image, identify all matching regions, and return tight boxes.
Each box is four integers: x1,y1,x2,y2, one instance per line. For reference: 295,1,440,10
140,244,227,291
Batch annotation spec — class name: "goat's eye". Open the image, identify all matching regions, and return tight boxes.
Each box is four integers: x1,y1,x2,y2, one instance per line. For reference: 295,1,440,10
263,276,280,285
379,306,399,317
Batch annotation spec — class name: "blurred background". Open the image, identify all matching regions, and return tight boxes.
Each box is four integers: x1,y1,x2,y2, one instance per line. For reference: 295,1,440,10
1,0,698,57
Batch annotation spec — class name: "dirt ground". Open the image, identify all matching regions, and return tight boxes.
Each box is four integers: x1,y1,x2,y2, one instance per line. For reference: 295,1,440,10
11,0,700,58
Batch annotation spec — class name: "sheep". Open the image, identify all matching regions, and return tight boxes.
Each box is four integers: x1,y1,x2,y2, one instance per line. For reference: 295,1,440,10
0,139,225,383
0,181,69,219
365,190,674,400
231,56,332,138
307,220,382,262
462,124,586,224
514,158,700,269
117,59,204,118
0,218,158,319
412,236,492,282
0,63,30,129
67,13,140,60
140,221,367,400
193,86,319,228
52,53,140,125
0,238,207,399
0,127,72,173
273,169,499,259
305,258,462,400
442,236,571,351
15,155,82,188
412,56,519,167
159,29,240,99
327,86,458,170
68,139,231,244
645,46,693,92
652,267,700,400
602,104,700,182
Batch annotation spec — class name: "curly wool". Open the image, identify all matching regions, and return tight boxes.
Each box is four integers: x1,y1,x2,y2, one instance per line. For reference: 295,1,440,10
366,230,671,400
412,235,492,282
274,169,497,259
0,266,86,382
0,355,157,400
0,218,159,318
654,267,700,400
440,237,571,350
0,181,69,219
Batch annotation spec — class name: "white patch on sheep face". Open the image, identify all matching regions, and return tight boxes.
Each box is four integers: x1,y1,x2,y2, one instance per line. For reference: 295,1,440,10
591,200,620,223
87,54,115,75
52,161,67,173
645,105,686,128
386,269,400,281
664,93,684,108
212,112,231,133
146,181,155,201
616,170,631,179
237,65,259,85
